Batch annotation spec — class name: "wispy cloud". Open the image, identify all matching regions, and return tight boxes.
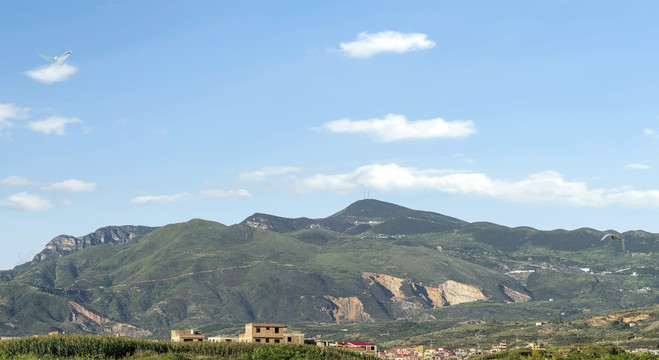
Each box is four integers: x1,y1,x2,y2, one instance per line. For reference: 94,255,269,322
0,176,38,186
24,64,77,84
0,103,30,132
130,193,188,204
297,163,659,207
339,31,435,58
200,189,252,199
238,166,301,181
624,163,651,170
28,116,82,135
644,128,657,137
317,113,476,142
0,192,53,212
42,179,97,192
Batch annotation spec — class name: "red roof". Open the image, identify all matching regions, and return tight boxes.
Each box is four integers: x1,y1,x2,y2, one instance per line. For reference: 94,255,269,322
338,341,376,346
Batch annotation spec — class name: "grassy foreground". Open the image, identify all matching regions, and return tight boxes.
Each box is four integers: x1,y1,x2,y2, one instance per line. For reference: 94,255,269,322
0,335,376,360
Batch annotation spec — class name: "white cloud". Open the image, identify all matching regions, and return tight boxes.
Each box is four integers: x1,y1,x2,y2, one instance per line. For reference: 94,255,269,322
318,113,476,142
28,116,82,135
130,193,188,204
0,192,53,212
24,64,77,84
200,189,252,199
297,163,659,207
624,163,651,170
644,128,657,137
0,176,38,186
42,179,97,192
339,31,435,58
0,103,30,131
238,166,301,181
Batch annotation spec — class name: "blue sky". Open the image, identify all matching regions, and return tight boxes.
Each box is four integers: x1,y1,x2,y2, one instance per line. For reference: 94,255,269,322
2,1,659,270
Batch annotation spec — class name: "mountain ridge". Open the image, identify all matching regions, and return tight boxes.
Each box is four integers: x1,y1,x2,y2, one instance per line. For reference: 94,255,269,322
1,199,656,340
24,225,157,268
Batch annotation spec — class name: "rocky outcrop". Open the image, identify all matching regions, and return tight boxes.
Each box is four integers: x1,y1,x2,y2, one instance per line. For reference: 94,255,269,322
323,295,373,323
364,272,487,308
69,302,153,337
362,272,405,298
500,284,532,303
416,280,487,307
243,214,335,232
623,314,649,323
69,301,110,331
30,225,156,265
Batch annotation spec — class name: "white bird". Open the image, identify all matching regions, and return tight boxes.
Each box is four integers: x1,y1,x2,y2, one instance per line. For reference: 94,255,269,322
601,233,625,251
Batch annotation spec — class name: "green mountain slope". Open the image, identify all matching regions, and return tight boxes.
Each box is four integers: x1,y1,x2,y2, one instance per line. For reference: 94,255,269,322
0,199,656,342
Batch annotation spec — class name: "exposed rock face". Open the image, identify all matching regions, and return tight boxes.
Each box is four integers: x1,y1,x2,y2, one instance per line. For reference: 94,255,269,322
243,213,345,232
416,280,487,307
31,225,156,265
69,301,110,330
323,295,373,323
364,272,487,308
69,301,153,337
438,280,487,305
500,284,532,302
362,272,405,298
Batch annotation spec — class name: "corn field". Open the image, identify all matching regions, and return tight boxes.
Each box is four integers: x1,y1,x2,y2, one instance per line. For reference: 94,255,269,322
0,335,377,360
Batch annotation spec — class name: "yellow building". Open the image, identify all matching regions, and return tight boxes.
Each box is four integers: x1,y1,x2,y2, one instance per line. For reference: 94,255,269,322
238,323,304,344
492,340,507,352
528,342,544,350
171,329,205,342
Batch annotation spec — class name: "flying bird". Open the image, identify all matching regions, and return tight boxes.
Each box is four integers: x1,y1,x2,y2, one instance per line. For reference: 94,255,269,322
600,233,625,251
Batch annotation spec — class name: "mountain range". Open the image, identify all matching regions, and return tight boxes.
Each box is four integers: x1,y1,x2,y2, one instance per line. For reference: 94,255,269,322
0,199,656,340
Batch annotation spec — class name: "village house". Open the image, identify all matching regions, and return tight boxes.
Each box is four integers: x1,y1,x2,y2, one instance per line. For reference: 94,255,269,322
379,345,454,360
336,341,378,355
379,346,419,359
208,335,239,342
491,340,507,352
171,329,205,342
237,323,304,344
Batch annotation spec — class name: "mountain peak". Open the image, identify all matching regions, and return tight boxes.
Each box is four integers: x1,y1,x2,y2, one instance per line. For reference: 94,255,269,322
330,199,413,220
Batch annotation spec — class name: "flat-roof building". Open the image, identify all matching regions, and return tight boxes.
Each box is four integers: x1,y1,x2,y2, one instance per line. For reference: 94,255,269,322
171,329,204,342
238,323,304,345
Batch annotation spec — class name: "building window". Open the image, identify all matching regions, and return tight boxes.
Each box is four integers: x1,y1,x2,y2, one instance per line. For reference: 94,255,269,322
255,339,261,343
265,338,269,343
288,337,292,342
256,328,261,333
275,339,280,344
266,327,270,330
274,327,279,333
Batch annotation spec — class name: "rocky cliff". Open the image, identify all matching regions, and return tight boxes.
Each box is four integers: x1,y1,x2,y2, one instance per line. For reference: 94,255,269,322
364,272,488,309
421,280,488,306
500,284,532,303
30,225,156,265
362,272,406,298
323,295,374,323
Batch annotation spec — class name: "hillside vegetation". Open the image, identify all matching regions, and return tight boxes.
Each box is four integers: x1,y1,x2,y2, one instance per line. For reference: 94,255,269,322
0,200,656,345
